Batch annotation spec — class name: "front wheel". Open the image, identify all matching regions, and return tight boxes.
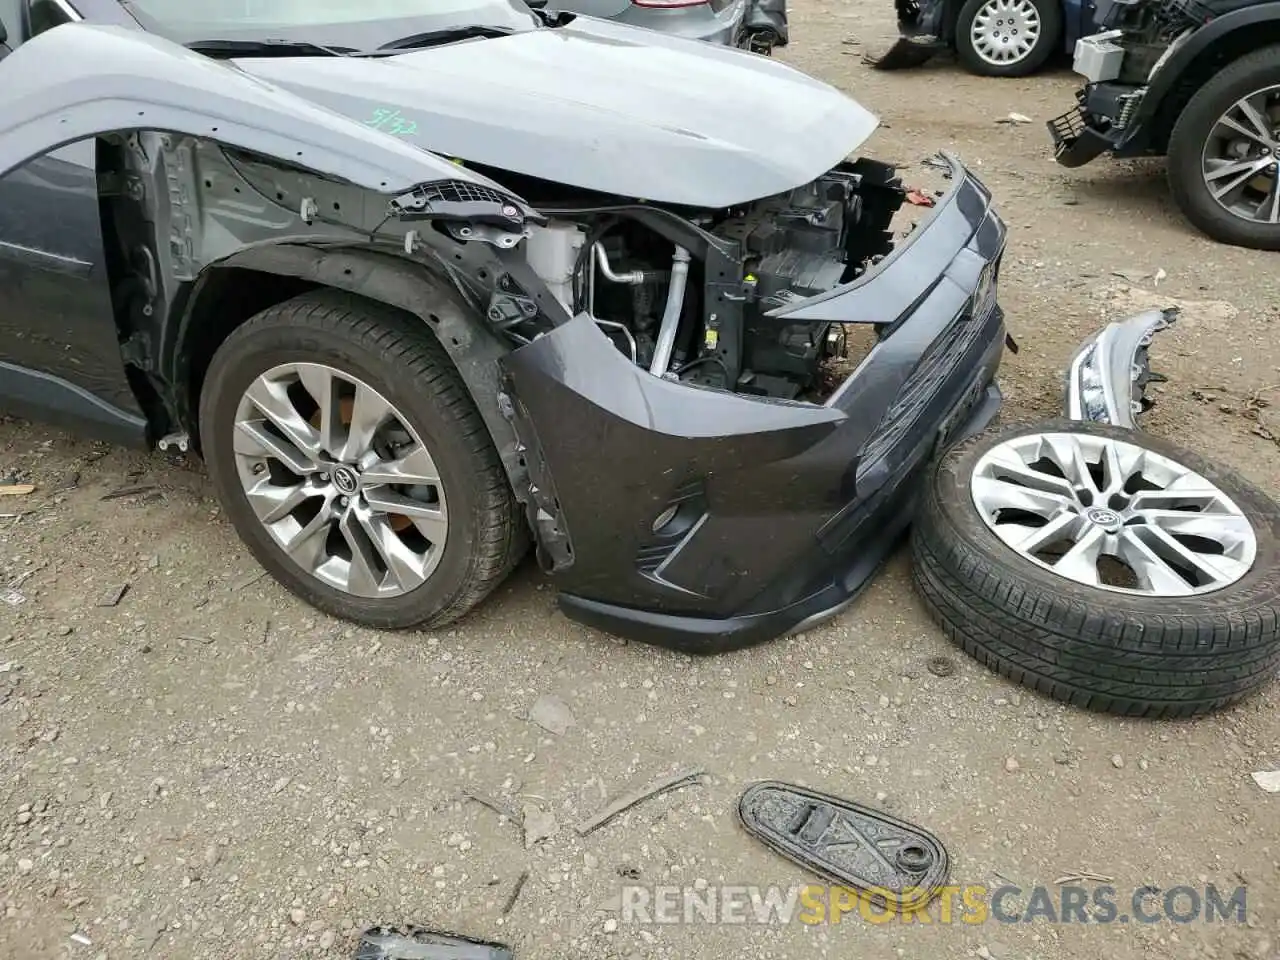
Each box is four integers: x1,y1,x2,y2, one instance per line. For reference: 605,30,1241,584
954,0,1060,77
1167,45,1280,250
199,289,527,631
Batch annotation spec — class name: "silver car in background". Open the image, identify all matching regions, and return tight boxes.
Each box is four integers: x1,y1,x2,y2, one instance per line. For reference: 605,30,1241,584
540,0,787,51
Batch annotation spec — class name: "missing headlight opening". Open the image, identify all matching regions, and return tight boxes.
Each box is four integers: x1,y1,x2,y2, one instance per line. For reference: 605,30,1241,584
512,160,908,403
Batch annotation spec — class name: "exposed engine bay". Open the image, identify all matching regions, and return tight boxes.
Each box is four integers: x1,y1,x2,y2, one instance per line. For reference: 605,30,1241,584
511,159,906,401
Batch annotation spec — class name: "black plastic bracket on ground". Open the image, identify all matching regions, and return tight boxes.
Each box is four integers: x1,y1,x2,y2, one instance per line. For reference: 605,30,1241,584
738,780,950,910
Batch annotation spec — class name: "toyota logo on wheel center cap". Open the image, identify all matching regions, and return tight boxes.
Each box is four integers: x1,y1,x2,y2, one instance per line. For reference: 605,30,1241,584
332,465,360,495
1086,507,1121,529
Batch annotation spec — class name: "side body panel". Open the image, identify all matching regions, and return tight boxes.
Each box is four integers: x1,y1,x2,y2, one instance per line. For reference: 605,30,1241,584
0,23,531,445
0,138,146,442
1065,0,1097,48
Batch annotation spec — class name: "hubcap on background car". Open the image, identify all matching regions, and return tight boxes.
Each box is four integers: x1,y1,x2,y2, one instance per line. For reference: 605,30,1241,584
232,362,448,598
1201,84,1280,225
969,0,1041,66
969,432,1256,596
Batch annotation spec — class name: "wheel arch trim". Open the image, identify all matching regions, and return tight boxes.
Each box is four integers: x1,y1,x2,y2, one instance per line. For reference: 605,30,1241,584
1134,10,1280,137
169,244,526,493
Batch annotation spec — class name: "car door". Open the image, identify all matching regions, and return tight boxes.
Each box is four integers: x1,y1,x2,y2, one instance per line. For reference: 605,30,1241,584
0,1,149,444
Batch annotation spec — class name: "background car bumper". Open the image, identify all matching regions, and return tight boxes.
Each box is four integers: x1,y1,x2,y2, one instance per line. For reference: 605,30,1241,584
1048,81,1151,166
611,0,788,49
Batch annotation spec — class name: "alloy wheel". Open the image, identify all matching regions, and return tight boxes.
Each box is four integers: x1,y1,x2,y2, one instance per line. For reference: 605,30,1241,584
1200,84,1280,225
231,362,448,598
969,0,1042,66
969,432,1256,596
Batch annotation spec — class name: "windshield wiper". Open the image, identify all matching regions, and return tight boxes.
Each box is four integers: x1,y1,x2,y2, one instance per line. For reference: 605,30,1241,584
186,38,357,58
373,26,513,52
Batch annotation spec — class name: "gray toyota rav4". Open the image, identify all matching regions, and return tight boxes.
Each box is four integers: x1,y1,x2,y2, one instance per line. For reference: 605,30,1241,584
0,3,1112,653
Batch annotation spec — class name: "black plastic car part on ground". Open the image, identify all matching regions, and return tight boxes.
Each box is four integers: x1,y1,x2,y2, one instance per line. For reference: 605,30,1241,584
1047,0,1280,248
911,417,1280,717
739,781,950,910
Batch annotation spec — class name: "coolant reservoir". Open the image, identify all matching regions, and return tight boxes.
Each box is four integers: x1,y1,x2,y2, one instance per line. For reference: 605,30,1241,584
524,222,586,314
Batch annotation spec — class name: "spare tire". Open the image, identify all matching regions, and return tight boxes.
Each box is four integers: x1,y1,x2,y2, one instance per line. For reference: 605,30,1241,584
910,418,1280,717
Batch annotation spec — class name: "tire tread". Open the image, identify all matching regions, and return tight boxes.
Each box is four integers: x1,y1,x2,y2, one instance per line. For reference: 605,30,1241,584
200,288,527,631
909,419,1280,718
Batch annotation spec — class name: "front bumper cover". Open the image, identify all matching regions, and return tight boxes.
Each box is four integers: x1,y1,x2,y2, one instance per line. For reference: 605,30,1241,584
499,156,1176,654
500,154,1008,653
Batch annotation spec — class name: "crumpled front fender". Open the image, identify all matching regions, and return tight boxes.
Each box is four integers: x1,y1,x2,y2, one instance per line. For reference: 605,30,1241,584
1065,307,1176,430
0,22,507,195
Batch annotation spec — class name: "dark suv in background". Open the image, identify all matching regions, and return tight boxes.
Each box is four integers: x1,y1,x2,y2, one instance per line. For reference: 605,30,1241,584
1050,0,1280,249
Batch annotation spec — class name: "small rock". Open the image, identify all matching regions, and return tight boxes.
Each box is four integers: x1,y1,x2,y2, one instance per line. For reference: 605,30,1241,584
204,845,221,868
528,694,575,736
318,930,336,950
131,854,146,867
289,907,306,925
17,858,34,874
603,917,619,934
271,776,291,794
926,656,957,678
16,811,32,825
977,947,993,960
1004,757,1020,773
522,804,557,848
1111,754,1125,769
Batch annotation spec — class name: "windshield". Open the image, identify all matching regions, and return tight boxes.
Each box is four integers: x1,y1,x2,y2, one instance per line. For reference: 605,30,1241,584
119,0,541,48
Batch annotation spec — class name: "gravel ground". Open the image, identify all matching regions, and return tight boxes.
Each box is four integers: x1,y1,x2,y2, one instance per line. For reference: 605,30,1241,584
2,3,1280,958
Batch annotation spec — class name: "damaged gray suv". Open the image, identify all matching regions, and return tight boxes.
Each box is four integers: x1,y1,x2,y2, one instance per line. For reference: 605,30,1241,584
0,6,1019,652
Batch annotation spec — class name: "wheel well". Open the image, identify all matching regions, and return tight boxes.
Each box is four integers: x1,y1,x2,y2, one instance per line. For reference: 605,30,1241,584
1148,29,1280,154
177,267,317,449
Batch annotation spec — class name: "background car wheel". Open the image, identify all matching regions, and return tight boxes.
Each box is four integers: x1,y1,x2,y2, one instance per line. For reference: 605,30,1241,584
954,0,1060,77
1167,45,1280,251
910,418,1280,718
199,289,528,631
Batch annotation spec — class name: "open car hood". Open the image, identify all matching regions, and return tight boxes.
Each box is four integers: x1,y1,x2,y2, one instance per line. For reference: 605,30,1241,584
234,17,880,208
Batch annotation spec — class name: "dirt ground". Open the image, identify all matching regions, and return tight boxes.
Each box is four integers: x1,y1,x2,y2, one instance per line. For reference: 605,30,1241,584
3,4,1280,959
